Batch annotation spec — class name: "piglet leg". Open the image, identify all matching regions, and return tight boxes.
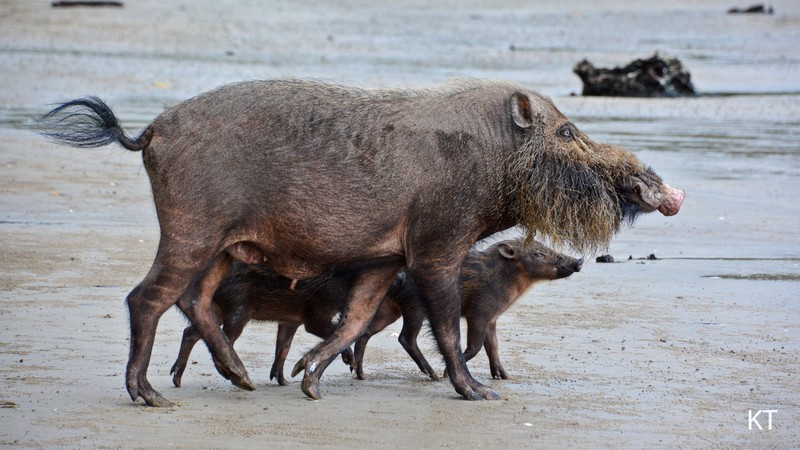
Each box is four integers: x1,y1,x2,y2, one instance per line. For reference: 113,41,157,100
291,263,401,399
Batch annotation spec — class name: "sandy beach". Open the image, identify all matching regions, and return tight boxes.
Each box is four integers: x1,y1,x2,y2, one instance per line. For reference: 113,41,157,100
1,1,798,447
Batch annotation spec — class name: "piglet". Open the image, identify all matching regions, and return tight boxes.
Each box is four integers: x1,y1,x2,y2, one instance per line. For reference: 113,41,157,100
354,238,583,380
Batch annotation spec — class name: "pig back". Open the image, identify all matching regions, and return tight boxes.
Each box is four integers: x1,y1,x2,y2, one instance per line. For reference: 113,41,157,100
142,79,523,267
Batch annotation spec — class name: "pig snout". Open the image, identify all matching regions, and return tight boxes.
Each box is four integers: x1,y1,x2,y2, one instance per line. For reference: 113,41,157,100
658,184,685,216
556,258,583,278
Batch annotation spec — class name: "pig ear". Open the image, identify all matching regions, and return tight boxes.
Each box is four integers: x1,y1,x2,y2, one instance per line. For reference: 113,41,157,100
498,242,517,260
510,93,534,129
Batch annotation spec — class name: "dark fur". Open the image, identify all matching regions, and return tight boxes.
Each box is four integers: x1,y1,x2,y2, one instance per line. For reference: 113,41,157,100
168,265,356,388
39,97,145,149
354,239,583,380
39,79,682,405
170,238,580,386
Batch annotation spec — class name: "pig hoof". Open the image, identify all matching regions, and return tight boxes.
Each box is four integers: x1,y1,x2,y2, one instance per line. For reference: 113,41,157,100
463,390,484,401
170,364,184,387
478,388,501,400
214,360,255,391
213,362,232,381
461,388,501,401
290,358,307,378
269,366,287,385
491,368,509,380
145,393,175,408
457,379,501,400
301,376,322,400
340,348,355,371
272,370,290,386
127,373,174,406
140,388,174,407
422,365,440,380
230,373,256,391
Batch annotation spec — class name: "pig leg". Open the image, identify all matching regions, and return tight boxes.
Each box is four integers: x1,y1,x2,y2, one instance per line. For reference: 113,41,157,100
171,303,228,387
483,318,508,379
174,252,254,392
352,334,372,380
442,316,487,380
411,267,499,400
271,322,300,386
125,279,175,407
397,311,439,381
126,244,217,406
126,244,251,407
341,347,355,370
353,305,402,380
303,307,355,371
291,263,401,400
462,316,487,362
170,325,201,387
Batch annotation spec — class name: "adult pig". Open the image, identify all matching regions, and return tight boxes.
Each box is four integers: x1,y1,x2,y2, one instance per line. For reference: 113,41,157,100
354,238,582,381
40,78,684,406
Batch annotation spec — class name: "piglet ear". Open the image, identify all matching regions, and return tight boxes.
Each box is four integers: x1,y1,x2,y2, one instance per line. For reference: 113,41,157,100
498,242,517,260
510,93,533,129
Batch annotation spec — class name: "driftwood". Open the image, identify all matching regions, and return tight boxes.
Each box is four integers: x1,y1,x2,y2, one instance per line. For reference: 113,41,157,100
573,53,696,98
51,1,123,7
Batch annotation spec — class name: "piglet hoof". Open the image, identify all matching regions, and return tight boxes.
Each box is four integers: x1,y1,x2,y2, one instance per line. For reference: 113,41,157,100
340,348,355,371
490,366,508,380
169,363,185,388
422,363,440,380
269,365,290,386
271,371,290,387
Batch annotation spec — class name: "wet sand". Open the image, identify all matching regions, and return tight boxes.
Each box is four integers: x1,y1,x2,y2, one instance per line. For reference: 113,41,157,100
1,1,798,448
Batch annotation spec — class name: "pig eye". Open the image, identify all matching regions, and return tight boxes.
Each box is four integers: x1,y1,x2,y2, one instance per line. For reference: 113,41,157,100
557,124,574,140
